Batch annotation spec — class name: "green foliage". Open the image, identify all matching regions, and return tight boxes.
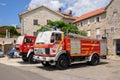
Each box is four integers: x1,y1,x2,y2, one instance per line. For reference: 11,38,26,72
37,26,50,32
0,26,21,37
37,21,87,36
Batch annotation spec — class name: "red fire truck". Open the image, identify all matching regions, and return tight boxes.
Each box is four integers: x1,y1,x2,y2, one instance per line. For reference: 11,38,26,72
16,35,36,63
34,31,107,69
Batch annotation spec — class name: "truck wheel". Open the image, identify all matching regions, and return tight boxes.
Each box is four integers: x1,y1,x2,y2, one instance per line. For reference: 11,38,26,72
41,61,50,67
56,55,69,70
22,56,28,62
90,54,100,65
28,54,36,64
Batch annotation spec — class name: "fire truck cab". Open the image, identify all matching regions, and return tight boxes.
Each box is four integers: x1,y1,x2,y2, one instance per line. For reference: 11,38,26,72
16,35,36,63
34,31,107,69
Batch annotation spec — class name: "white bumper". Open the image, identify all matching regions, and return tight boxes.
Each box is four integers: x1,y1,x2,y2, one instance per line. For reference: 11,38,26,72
34,55,56,62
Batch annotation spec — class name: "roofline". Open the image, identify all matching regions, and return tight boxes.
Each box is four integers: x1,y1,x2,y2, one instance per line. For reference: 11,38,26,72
105,0,114,9
19,5,75,20
73,0,113,24
73,8,106,23
19,5,63,17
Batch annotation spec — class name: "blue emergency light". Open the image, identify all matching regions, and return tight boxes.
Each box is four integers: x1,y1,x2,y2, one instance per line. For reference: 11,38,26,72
53,26,57,31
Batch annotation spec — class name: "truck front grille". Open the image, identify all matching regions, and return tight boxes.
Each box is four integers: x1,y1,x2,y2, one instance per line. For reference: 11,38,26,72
35,48,50,54
45,48,50,54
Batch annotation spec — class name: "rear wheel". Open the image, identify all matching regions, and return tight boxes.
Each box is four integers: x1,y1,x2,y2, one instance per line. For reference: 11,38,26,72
90,54,100,65
22,55,28,62
56,55,70,70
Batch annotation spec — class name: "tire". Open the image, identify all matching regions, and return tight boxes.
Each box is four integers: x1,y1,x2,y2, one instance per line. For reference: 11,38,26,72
56,55,70,70
28,54,36,64
90,54,100,65
41,61,50,67
22,56,28,62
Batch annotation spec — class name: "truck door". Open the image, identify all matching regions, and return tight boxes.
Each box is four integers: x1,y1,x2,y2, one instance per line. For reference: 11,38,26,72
23,37,35,53
51,32,62,53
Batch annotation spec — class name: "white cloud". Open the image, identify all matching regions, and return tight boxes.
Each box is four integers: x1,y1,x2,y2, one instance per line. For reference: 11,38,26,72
28,0,63,10
28,0,111,16
0,3,7,6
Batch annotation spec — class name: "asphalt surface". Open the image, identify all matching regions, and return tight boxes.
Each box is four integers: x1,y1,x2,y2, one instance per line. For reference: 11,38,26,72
1,56,120,80
0,63,50,80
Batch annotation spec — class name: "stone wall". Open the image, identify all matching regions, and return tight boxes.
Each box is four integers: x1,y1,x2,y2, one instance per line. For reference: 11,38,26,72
21,7,63,35
74,0,120,56
0,38,17,55
105,0,120,55
0,38,17,44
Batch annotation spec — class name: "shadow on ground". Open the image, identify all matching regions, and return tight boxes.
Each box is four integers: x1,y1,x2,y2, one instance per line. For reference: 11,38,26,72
17,61,39,65
37,61,109,71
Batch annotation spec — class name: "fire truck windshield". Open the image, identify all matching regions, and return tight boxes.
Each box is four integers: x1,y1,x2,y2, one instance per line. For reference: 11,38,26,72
16,36,24,44
35,31,52,44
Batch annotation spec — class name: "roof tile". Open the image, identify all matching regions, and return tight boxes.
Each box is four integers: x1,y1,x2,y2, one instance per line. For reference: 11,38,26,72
73,8,106,23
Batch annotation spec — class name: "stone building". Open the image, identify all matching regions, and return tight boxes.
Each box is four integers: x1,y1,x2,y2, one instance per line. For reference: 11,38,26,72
19,5,75,35
73,0,120,56
105,0,120,56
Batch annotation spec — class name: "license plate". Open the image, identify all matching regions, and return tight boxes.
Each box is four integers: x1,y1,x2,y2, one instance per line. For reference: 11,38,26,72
42,57,46,60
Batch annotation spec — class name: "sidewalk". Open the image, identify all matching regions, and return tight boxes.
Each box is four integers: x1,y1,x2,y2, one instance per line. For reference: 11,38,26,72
107,55,120,61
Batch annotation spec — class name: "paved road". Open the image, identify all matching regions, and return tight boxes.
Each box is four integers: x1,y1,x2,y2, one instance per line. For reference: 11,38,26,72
0,63,50,80
1,56,120,80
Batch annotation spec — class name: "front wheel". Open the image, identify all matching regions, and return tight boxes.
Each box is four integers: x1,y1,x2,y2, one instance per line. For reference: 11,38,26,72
56,55,70,70
28,54,36,64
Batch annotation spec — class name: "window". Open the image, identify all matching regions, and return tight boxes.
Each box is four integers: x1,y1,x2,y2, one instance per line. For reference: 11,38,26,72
96,35,100,39
96,28,100,35
88,19,90,25
113,11,117,17
87,30,91,37
81,22,83,26
96,28,100,39
96,17,100,22
47,20,51,24
51,33,62,43
33,19,38,25
111,27,115,33
33,32,37,36
94,17,96,22
55,33,62,41
24,38,34,43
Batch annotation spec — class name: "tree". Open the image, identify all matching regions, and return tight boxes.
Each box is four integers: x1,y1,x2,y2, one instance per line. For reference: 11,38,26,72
0,26,21,37
37,21,87,36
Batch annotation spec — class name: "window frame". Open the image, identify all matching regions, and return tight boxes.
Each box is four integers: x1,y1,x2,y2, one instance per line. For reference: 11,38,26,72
111,26,115,33
33,19,38,25
87,30,91,37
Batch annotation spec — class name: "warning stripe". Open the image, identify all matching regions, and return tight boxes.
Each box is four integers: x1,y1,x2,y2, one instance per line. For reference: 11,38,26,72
56,33,64,53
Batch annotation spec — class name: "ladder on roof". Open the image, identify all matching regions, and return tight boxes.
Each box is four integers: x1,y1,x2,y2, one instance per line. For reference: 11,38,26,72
66,33,88,38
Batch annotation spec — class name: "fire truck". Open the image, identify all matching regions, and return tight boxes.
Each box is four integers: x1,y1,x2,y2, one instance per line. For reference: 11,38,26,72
16,35,36,63
34,31,107,69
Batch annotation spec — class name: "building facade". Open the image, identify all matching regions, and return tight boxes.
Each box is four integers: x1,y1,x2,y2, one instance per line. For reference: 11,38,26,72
73,8,106,39
73,0,120,56
105,0,120,56
19,5,75,35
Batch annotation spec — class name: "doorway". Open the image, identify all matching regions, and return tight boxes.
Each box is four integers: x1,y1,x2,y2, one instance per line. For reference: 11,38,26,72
116,39,120,55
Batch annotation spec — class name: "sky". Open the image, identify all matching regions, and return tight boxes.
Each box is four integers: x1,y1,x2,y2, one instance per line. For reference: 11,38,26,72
0,0,110,26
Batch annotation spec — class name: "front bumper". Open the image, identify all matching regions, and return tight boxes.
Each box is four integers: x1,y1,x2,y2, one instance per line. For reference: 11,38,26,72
33,55,56,65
